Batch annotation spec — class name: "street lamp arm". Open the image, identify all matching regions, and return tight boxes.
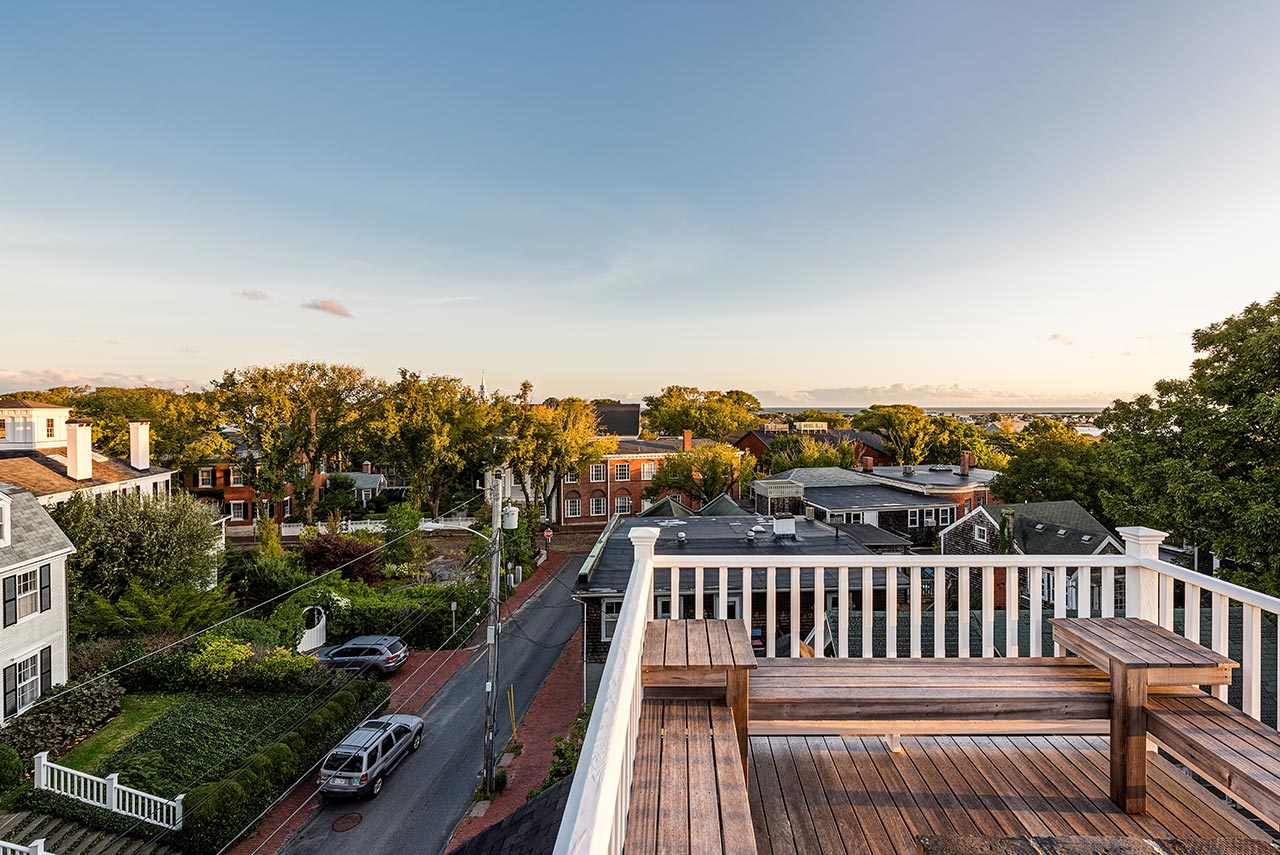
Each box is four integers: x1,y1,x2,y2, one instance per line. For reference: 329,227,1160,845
419,521,489,538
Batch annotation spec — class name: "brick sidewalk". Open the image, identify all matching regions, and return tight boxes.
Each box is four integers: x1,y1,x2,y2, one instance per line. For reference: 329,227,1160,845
503,551,571,619
446,626,584,851
226,646,473,855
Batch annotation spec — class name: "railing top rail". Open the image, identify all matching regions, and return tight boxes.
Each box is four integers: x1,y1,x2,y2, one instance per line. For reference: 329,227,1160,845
649,553,1138,568
114,781,178,802
1138,556,1280,614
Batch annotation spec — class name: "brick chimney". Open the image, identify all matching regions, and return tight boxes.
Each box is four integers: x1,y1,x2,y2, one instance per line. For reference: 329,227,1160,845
66,419,93,481
682,429,692,452
362,461,372,475
959,450,973,477
129,419,151,471
860,455,875,473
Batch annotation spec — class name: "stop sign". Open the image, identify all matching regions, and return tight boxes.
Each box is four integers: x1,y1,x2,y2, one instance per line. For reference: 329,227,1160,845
543,528,553,539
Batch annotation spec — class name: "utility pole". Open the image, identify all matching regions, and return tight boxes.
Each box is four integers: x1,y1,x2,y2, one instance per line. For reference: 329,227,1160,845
482,467,505,792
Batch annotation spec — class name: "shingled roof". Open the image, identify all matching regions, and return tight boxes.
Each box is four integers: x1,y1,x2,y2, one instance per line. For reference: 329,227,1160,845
0,398,67,409
0,483,75,570
0,449,171,498
445,776,573,855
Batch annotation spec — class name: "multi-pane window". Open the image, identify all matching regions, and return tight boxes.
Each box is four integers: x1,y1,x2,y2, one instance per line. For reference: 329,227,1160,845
590,497,607,516
589,464,607,482
601,599,623,640
45,418,55,439
938,507,953,526
563,471,578,484
975,525,988,543
615,495,632,514
565,498,581,518
924,508,936,526
229,501,247,521
614,463,630,481
13,570,39,620
230,467,244,487
640,462,657,480
198,468,213,488
15,653,40,711
908,509,920,528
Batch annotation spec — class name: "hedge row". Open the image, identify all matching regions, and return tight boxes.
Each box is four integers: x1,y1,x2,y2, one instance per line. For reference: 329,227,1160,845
108,638,331,695
15,679,390,854
2,678,123,764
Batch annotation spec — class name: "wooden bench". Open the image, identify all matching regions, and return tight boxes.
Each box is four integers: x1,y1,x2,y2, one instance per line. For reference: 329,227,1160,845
624,700,758,855
749,657,1128,735
1147,692,1280,831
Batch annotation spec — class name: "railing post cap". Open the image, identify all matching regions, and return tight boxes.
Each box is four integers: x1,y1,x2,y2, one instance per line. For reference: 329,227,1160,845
1117,526,1168,544
105,772,119,782
628,527,660,546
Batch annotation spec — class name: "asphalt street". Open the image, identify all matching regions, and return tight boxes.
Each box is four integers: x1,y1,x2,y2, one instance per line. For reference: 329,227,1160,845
281,555,584,855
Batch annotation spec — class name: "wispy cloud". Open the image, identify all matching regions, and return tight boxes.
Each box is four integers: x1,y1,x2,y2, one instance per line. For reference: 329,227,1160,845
234,289,271,301
1048,333,1075,346
754,384,1134,408
301,298,353,318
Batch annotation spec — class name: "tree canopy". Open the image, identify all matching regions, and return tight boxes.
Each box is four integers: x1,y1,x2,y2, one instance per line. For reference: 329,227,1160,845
849,405,938,465
642,386,762,438
989,420,1107,522
643,443,754,505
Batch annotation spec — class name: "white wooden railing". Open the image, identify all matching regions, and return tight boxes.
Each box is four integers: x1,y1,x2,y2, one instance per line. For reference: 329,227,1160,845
34,752,184,830
0,839,55,855
553,524,1280,855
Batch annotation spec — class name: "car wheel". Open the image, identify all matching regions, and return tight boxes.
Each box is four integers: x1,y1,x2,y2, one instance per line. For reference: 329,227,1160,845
369,776,384,798
410,732,422,751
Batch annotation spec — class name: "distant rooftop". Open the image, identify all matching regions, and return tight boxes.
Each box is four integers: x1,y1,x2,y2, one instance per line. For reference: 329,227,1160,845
0,398,68,410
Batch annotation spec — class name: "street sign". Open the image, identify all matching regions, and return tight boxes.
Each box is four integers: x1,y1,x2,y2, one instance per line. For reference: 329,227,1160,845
543,528,553,539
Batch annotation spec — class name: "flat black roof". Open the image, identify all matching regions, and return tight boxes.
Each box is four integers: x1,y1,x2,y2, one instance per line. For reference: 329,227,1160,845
802,485,949,511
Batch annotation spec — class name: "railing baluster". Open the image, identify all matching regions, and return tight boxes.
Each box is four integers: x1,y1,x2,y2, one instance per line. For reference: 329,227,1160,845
670,566,680,620
934,567,947,658
1102,566,1115,618
717,566,728,620
1053,567,1068,657
813,565,825,658
694,566,704,619
741,565,752,632
790,566,801,657
1211,592,1229,702
958,566,971,658
837,566,849,658
886,567,898,658
1029,565,1043,657
1159,573,1175,630
1184,583,1200,645
909,566,922,657
766,566,776,658
981,566,994,658
861,567,873,658
1077,567,1092,618
1243,604,1261,719
1005,566,1019,658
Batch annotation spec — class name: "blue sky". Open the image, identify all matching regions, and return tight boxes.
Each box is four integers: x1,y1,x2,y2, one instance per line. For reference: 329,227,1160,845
2,2,1278,406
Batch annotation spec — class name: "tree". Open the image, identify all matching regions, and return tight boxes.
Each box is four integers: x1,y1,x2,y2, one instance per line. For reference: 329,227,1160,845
504,385,617,520
850,405,938,465
316,473,357,518
215,362,383,521
787,409,852,430
989,420,1109,522
75,581,232,637
50,491,222,605
301,533,380,583
766,435,865,472
928,416,1010,470
1097,293,1280,592
66,386,232,468
642,386,762,438
366,371,500,518
643,444,754,505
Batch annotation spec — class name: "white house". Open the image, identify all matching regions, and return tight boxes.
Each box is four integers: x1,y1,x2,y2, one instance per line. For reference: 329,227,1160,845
0,483,73,725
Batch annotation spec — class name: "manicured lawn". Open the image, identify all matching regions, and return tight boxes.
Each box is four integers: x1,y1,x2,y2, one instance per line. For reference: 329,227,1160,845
59,692,182,775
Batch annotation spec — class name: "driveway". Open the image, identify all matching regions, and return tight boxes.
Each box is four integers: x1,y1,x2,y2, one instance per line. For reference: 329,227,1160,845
281,555,584,855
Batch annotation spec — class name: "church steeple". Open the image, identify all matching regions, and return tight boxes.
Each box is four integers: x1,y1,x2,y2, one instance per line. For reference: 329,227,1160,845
478,370,486,402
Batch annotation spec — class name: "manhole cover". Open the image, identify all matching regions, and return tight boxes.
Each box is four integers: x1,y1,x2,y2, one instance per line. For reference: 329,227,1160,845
332,812,363,833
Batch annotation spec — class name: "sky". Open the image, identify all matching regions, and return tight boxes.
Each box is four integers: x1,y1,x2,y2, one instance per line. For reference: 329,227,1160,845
1,2,1278,408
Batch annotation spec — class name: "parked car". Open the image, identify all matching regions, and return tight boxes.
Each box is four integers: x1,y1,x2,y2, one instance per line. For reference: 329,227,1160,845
315,635,409,675
317,714,425,798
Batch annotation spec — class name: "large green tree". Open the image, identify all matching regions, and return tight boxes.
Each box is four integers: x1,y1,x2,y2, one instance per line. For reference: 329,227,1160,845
643,443,754,505
642,386,762,438
367,371,500,517
989,419,1108,521
50,491,223,606
766,435,865,472
68,386,231,468
929,416,1010,470
1098,293,1280,592
850,404,938,465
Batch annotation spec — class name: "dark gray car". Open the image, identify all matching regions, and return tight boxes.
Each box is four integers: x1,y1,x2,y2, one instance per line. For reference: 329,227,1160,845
315,635,409,675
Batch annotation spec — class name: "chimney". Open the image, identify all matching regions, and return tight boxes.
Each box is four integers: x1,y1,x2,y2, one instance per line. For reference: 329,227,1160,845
860,455,874,473
959,450,972,477
66,419,93,481
773,512,797,540
129,419,151,471
362,461,372,475
682,429,693,452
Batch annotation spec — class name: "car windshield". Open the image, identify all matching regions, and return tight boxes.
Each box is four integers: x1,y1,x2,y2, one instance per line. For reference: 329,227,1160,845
322,751,363,773
388,640,406,654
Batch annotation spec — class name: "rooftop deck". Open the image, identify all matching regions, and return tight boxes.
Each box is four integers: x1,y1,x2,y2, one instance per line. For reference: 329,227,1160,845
747,735,1267,855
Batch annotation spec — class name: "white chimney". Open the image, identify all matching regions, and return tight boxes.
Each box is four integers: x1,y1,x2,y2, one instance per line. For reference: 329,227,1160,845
66,419,94,481
129,419,151,471
773,513,797,538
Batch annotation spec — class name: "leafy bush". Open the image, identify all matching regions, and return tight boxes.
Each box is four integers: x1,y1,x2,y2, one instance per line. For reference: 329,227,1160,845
280,577,486,649
224,553,311,605
210,617,285,649
0,745,23,789
301,534,380,583
74,581,233,638
187,637,254,683
69,638,126,680
528,703,592,799
241,648,318,692
1,679,124,761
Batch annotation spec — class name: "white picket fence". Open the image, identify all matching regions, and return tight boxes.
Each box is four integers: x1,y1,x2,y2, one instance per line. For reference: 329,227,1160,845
280,516,477,537
0,839,55,855
33,752,183,830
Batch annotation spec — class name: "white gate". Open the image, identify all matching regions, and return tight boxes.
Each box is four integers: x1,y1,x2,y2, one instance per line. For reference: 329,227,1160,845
298,606,327,652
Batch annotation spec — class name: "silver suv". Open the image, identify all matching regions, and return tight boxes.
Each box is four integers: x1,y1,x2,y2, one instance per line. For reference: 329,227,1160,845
316,635,409,675
317,714,424,798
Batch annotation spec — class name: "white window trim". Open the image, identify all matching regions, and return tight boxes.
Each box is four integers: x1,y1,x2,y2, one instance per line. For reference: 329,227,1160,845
229,501,247,521
614,463,630,481
230,467,244,487
565,498,581,518
908,509,920,528
197,467,213,488
615,495,632,514
924,508,936,526
14,650,40,713
654,594,741,621
640,462,657,481
601,598,623,641
563,471,579,484
589,497,607,516
11,568,40,622
975,525,988,543
589,464,607,483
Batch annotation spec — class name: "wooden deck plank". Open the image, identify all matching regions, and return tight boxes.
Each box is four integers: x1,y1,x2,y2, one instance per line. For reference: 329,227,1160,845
624,700,664,855
944,736,1058,837
895,739,979,836
705,620,733,670
875,737,960,836
768,737,825,854
746,744,774,855
831,736,919,855
657,701,690,853
1019,736,1148,838
786,735,849,854
666,619,688,670
686,702,724,855
984,737,1105,837
686,620,712,669
751,738,798,855
804,737,874,855
1039,734,1182,838
710,705,758,854
918,736,1018,837
641,620,666,670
